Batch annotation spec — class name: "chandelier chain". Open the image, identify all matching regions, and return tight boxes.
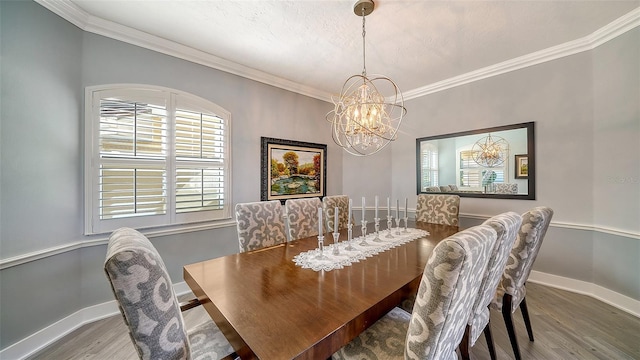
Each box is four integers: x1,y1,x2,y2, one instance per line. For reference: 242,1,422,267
361,8,367,77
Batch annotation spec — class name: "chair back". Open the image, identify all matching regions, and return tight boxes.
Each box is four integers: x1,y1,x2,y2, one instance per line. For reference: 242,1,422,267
495,183,518,194
235,200,287,253
416,194,460,226
322,195,352,232
405,224,497,360
466,212,522,344
425,186,440,192
449,184,459,191
285,197,322,241
494,206,554,312
439,186,451,192
104,228,190,360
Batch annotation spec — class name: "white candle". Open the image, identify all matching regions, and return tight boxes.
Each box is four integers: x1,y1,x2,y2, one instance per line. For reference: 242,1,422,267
405,198,408,218
334,206,339,233
387,197,390,217
318,207,323,236
396,199,399,219
375,195,379,219
362,197,366,222
348,199,352,226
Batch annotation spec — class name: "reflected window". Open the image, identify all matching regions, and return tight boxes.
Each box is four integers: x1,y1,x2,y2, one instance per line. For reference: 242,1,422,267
420,142,439,190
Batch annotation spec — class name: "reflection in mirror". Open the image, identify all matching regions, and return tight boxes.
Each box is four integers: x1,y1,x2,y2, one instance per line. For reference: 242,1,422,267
416,122,535,199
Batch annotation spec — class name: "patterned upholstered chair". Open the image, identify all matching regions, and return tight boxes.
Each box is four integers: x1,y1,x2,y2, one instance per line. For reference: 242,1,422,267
425,186,440,192
285,197,322,241
322,195,353,233
104,227,236,360
415,194,460,226
459,212,522,360
332,224,497,360
495,183,518,194
235,200,287,253
491,206,554,360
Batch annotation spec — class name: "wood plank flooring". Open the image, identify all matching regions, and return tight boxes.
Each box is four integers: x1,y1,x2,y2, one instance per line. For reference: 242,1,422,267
28,283,640,359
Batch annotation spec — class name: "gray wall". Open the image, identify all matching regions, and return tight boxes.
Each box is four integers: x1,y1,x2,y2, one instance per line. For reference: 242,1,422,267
375,27,639,299
1,0,639,353
0,1,337,349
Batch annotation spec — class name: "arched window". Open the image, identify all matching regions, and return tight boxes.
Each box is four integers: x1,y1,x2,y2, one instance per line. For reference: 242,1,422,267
84,85,231,234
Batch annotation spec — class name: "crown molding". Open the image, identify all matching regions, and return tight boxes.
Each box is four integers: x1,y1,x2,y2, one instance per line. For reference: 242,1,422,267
403,6,640,100
32,1,640,102
34,0,333,103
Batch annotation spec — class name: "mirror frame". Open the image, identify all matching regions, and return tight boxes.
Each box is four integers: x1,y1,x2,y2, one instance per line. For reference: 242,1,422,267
416,122,536,200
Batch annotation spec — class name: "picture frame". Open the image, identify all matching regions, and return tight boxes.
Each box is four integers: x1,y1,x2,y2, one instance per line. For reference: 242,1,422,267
515,154,528,179
261,137,327,202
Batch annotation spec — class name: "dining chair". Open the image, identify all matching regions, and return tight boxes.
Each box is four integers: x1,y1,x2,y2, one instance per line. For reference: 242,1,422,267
491,206,554,360
449,184,459,191
415,194,460,226
322,195,353,232
104,227,236,360
425,186,440,192
439,185,452,192
235,200,288,253
495,183,518,194
459,212,522,360
285,197,322,241
332,224,497,360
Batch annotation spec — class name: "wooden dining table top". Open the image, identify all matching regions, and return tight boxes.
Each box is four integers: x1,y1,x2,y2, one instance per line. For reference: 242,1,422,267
183,221,459,360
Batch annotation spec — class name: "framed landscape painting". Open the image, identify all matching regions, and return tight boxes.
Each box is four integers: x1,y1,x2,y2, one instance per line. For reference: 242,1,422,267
515,154,528,179
261,137,327,202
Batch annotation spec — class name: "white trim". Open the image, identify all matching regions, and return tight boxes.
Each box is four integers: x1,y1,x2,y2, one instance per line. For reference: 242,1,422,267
34,0,640,102
460,212,640,240
0,220,236,270
2,213,637,270
0,282,193,360
3,271,638,360
528,271,640,318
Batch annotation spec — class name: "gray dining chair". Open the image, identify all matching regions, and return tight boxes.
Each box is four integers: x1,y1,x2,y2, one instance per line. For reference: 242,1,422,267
425,186,440,192
104,227,236,360
415,194,460,226
285,197,322,241
459,212,522,360
491,206,554,360
235,200,287,253
322,195,353,233
332,224,497,360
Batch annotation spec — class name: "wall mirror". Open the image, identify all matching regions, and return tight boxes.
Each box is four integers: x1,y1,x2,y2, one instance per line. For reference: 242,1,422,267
416,122,535,199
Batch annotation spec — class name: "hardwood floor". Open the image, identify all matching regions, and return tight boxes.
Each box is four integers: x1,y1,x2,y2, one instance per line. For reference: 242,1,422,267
28,283,640,360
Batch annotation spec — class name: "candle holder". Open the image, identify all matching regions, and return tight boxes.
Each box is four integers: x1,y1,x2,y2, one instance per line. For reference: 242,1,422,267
332,232,340,255
344,223,356,251
359,220,369,246
315,235,329,260
385,215,394,238
394,217,402,236
402,216,410,233
373,218,383,242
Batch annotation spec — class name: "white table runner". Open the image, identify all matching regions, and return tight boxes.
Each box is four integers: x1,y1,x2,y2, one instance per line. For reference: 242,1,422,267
293,227,429,271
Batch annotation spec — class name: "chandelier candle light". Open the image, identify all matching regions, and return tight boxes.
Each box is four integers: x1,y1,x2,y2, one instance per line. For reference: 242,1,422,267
326,0,406,156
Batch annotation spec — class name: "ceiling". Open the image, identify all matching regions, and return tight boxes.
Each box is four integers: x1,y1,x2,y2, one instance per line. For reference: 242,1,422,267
46,0,639,101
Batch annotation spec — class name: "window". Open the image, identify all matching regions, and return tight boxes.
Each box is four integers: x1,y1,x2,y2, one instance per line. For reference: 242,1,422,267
420,142,439,190
85,85,231,234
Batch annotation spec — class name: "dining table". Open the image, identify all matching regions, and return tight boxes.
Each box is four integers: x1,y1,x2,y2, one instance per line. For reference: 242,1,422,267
183,221,459,360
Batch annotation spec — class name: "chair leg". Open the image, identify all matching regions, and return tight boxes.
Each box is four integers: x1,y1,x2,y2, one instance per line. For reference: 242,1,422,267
502,294,522,360
520,296,534,341
459,325,471,360
483,319,497,360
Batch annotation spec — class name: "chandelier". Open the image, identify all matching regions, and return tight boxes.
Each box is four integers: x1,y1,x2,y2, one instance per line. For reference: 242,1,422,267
326,0,406,156
471,133,509,168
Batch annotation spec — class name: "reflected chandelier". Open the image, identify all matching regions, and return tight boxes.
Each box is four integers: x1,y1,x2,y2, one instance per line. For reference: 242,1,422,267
471,133,509,168
326,0,406,156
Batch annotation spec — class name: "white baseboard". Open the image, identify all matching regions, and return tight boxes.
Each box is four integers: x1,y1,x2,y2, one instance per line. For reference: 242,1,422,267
2,275,638,359
528,270,640,318
0,282,193,360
